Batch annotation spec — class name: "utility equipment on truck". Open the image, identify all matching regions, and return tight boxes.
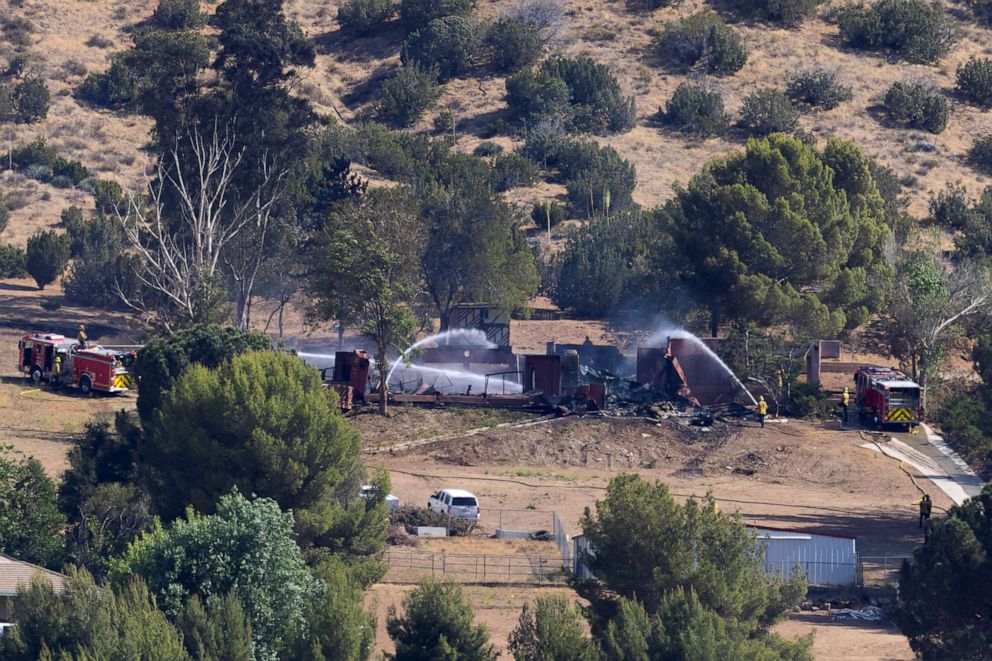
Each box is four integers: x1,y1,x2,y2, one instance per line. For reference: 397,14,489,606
18,332,134,394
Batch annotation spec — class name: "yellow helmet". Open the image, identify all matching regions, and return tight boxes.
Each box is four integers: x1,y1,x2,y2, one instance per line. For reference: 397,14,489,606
758,395,765,401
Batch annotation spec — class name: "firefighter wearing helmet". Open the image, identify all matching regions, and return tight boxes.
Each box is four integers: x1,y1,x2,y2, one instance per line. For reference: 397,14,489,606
757,395,768,428
77,324,88,349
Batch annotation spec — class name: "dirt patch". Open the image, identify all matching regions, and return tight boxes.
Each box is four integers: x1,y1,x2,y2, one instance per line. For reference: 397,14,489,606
775,611,913,660
351,406,538,450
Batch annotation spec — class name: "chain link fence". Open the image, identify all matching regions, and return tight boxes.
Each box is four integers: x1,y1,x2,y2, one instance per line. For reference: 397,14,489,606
859,555,910,588
383,548,569,585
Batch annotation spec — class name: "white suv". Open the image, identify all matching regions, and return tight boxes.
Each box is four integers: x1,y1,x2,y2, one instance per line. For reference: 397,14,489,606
428,489,480,521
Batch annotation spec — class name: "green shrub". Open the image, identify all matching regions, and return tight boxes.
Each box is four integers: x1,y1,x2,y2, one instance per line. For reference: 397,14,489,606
25,230,71,290
2,15,34,49
433,109,455,135
969,136,992,174
558,141,637,217
883,82,949,134
929,182,976,231
656,12,747,76
836,0,958,64
347,122,421,178
662,82,728,136
61,206,88,255
152,0,204,30
0,195,8,234
399,0,472,33
63,216,137,309
0,244,26,277
337,0,395,36
506,57,636,135
789,381,833,417
530,201,567,227
738,88,798,136
1,139,90,186
94,179,126,215
720,0,818,25
785,68,853,109
956,57,992,108
377,65,441,127
485,18,543,74
473,141,504,157
965,0,992,24
402,16,481,82
13,76,49,122
76,60,136,109
492,153,539,191
5,53,28,78
627,0,675,9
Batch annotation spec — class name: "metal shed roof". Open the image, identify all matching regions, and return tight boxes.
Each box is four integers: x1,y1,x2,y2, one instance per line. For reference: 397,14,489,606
0,554,66,597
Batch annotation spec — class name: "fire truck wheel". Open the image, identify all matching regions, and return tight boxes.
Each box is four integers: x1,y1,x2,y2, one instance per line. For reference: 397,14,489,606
29,366,42,384
80,375,92,395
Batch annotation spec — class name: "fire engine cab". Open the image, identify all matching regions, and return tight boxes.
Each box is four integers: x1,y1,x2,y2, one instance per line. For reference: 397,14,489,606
854,366,922,429
17,332,135,395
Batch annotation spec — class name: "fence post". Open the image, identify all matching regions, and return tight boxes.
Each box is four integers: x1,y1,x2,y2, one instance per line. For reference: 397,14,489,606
538,557,543,583
483,555,486,582
432,552,435,578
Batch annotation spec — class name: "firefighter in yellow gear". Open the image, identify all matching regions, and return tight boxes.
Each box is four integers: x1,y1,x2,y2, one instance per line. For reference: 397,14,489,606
841,387,850,425
52,354,62,386
77,324,88,349
757,395,768,428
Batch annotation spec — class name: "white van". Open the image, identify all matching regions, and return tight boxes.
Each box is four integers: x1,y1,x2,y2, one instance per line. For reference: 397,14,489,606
427,488,480,521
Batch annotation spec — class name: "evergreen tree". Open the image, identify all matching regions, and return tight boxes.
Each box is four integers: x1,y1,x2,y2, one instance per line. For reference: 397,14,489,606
0,448,65,568
897,484,992,659
386,579,498,660
179,593,255,661
0,569,190,661
25,230,70,290
663,134,893,336
509,595,600,661
142,351,370,554
581,474,809,658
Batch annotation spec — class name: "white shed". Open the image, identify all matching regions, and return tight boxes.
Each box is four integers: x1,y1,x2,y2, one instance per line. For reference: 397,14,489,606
572,526,858,587
750,525,857,586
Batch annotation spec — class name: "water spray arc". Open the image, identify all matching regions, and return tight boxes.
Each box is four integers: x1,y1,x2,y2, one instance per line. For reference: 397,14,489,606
385,329,495,389
647,324,757,406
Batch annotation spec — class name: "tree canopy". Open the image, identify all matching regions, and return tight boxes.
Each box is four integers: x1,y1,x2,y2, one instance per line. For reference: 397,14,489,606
142,351,368,548
897,484,992,659
0,447,64,569
663,134,894,336
580,474,809,658
114,491,325,661
308,187,426,413
386,579,498,660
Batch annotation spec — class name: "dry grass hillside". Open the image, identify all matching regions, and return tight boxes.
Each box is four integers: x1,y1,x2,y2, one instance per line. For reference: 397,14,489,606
0,0,990,251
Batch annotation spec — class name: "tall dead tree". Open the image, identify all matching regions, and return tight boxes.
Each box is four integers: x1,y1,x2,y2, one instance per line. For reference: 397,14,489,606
886,252,992,407
115,124,285,331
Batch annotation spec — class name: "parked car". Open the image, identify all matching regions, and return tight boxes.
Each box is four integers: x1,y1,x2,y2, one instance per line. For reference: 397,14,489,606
427,488,480,521
361,485,400,512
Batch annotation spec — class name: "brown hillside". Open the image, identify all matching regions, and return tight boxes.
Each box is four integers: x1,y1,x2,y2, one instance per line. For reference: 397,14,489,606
0,0,990,251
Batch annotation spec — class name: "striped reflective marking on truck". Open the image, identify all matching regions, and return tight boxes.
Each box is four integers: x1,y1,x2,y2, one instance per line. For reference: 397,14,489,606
112,373,134,390
887,407,913,422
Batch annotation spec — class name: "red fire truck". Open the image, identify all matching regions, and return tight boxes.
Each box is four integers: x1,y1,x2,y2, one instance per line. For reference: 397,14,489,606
17,332,135,395
854,366,922,429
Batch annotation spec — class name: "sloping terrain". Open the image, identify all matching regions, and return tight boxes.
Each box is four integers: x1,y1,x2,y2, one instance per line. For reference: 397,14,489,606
2,0,992,252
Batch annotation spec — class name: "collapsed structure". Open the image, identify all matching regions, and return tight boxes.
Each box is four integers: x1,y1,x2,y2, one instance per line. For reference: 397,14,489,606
321,335,745,413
